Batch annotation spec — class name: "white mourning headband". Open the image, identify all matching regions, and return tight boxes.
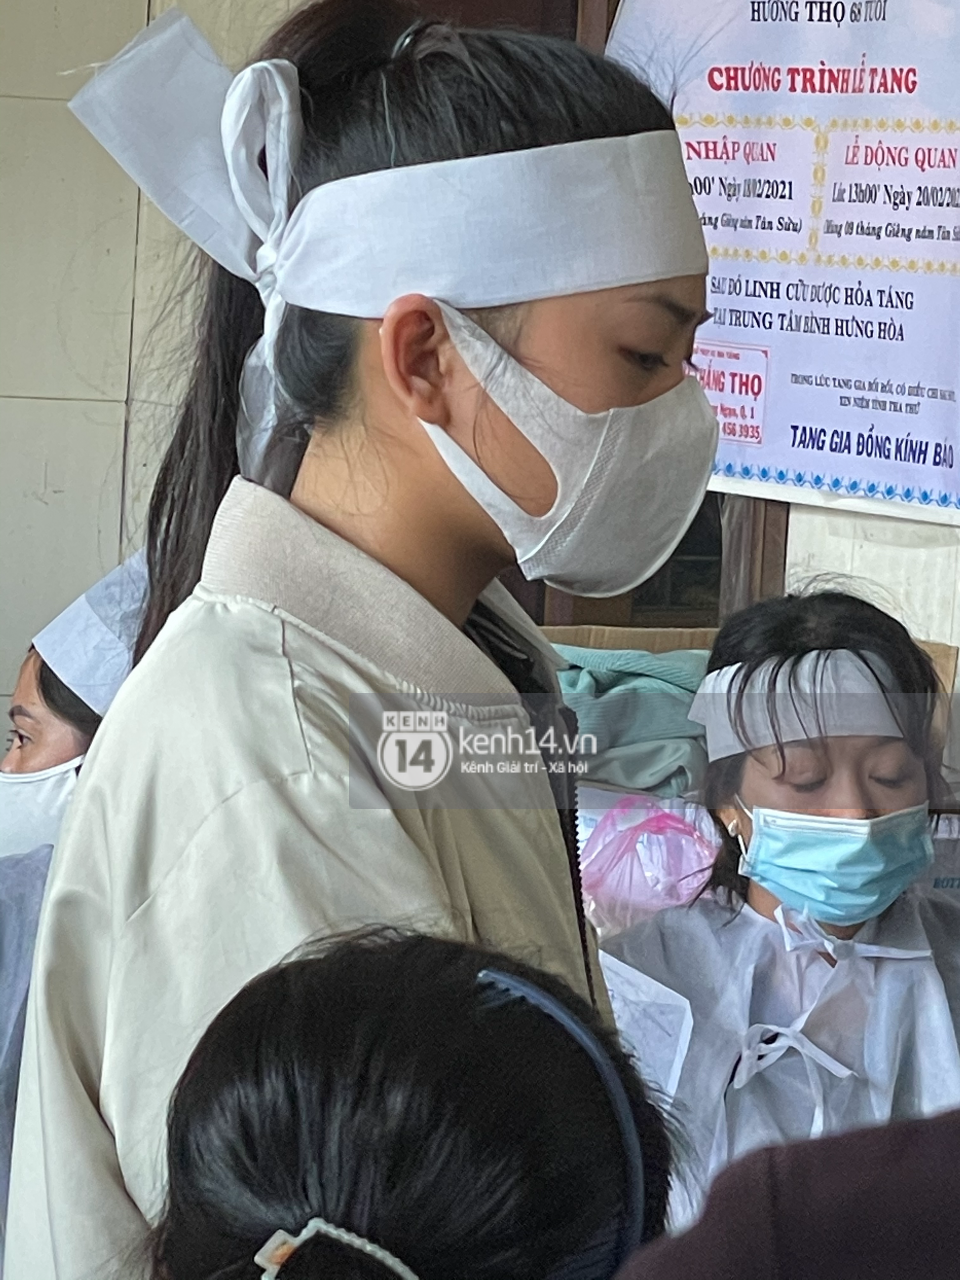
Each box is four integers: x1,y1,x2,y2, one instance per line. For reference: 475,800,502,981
67,7,707,479
254,1217,419,1280
688,650,905,762
32,550,147,717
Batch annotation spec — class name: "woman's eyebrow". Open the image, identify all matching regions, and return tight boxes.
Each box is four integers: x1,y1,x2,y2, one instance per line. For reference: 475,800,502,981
629,292,713,328
9,705,36,723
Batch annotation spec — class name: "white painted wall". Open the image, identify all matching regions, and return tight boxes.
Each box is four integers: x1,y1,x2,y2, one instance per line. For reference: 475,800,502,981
786,504,960,776
1,0,289,695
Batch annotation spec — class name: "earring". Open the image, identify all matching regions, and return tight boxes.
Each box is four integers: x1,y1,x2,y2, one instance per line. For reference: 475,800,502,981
728,818,740,838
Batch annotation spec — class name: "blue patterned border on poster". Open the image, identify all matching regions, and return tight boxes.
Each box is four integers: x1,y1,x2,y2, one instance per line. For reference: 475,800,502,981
715,462,960,512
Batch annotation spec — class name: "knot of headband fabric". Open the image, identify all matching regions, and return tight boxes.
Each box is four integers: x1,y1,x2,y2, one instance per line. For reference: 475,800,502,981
688,649,905,762
67,6,706,481
221,59,302,475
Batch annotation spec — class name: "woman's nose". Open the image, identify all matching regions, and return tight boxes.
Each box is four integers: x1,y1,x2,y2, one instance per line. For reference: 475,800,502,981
815,806,872,820
812,787,873,820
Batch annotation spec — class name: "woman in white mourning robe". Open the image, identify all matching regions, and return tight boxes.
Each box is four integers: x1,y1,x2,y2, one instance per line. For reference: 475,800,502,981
605,591,960,1222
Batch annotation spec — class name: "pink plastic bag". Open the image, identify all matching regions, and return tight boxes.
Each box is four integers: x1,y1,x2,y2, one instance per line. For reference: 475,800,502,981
580,795,719,939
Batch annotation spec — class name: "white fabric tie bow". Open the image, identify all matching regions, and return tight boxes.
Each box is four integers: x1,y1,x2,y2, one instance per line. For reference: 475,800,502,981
220,59,303,477
731,1016,855,1138
775,904,932,963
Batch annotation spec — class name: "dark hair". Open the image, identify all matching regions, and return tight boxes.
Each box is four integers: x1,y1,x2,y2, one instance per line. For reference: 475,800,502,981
148,931,671,1280
700,590,945,900
31,649,102,743
133,0,674,659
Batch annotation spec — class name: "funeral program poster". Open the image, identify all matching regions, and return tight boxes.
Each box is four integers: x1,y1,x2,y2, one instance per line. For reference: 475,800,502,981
608,0,960,521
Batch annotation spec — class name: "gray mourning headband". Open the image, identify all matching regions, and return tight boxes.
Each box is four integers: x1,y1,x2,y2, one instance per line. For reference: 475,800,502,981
688,650,905,761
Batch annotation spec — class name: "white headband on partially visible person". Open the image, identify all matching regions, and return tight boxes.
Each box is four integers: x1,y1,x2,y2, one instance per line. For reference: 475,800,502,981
688,650,905,762
66,7,707,480
32,550,148,717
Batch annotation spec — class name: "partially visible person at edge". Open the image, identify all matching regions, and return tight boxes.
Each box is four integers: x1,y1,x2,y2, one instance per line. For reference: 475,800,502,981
604,590,960,1223
6,0,718,1274
148,932,672,1280
0,552,145,1273
616,1108,960,1280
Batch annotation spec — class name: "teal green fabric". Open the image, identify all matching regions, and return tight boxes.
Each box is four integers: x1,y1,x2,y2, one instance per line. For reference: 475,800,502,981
554,645,710,797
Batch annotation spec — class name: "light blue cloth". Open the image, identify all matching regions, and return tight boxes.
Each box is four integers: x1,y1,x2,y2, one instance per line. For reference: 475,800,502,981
0,844,52,1277
554,645,709,796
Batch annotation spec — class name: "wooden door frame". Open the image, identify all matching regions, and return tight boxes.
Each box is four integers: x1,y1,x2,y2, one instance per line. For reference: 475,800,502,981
575,0,615,50
717,495,789,621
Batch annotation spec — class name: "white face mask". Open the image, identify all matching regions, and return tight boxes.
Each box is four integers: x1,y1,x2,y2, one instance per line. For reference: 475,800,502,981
0,756,83,858
420,301,719,597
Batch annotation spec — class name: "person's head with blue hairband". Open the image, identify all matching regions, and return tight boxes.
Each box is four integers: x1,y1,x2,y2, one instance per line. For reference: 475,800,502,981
690,589,946,936
148,931,670,1280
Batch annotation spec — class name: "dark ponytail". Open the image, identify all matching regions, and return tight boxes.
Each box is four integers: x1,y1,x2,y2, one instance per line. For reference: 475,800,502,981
135,268,262,661
135,0,674,659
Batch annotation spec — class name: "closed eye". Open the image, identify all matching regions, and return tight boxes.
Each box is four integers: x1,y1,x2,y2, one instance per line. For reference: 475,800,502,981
623,350,669,372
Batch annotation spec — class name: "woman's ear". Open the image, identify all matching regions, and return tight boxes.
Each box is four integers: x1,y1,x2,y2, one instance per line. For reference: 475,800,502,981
379,294,455,426
717,803,743,841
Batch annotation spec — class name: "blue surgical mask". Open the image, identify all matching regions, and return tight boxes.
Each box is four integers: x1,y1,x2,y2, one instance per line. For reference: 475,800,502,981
737,800,934,926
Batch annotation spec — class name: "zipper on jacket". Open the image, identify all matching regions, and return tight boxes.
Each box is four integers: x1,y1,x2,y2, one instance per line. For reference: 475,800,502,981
463,602,597,1008
558,704,597,1009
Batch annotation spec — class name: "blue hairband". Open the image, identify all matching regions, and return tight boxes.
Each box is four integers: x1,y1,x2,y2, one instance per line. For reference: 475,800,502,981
257,968,646,1280
476,968,646,1277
